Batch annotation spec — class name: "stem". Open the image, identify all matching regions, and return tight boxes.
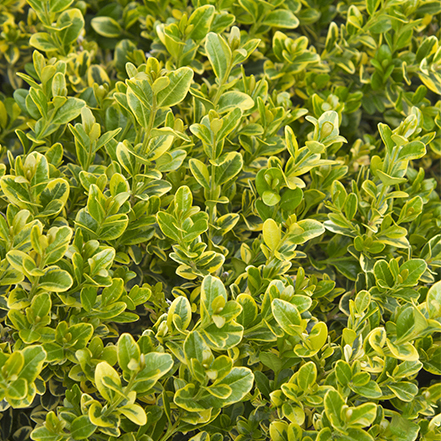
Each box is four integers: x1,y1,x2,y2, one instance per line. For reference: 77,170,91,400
159,418,180,441
131,101,157,197
207,163,216,251
118,120,132,142
212,62,233,106
103,373,137,417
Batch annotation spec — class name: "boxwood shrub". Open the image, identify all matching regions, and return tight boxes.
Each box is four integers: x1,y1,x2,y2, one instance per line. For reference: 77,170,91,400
0,0,440,440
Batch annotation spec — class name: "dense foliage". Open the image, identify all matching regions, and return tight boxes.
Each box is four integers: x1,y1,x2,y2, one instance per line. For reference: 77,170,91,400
0,0,440,440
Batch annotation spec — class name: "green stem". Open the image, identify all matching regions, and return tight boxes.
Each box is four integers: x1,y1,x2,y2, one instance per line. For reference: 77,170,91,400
212,61,233,106
118,120,132,142
103,373,137,417
207,163,217,251
159,418,180,441
131,101,157,196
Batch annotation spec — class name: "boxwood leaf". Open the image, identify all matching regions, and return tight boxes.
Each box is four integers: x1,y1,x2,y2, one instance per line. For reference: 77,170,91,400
156,68,193,108
205,33,232,81
263,10,299,29
91,16,122,38
70,415,96,440
272,298,301,336
39,267,73,292
118,404,147,425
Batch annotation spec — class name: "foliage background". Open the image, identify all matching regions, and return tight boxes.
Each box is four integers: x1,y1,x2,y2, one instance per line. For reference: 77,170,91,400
0,0,440,440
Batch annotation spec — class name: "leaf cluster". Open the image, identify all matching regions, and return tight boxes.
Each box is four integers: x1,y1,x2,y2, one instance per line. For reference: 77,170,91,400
0,1,440,441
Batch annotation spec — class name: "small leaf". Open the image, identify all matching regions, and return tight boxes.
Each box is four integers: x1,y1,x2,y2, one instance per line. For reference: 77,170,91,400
70,415,96,440
263,219,281,251
217,91,254,114
288,219,325,244
39,267,73,292
119,404,147,425
263,10,299,29
52,98,86,125
427,281,441,318
91,16,122,38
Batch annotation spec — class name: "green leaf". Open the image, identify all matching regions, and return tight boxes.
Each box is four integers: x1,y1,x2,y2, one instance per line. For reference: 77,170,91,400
350,381,382,399
1,176,33,210
157,212,180,242
45,226,73,265
272,298,302,336
29,292,51,322
397,141,426,161
346,403,377,427
386,340,419,361
127,83,152,128
70,415,96,440
188,5,215,41
262,191,280,206
175,186,192,216
29,33,58,51
270,421,289,441
67,323,94,349
387,381,418,402
374,260,394,288
38,178,70,217
335,360,352,386
345,428,375,441
39,267,73,292
102,278,124,306
427,281,441,318
134,352,173,393
387,414,419,441
344,193,358,220
263,219,281,251
52,98,86,125
201,275,228,323
297,361,317,391
95,362,121,401
205,367,254,407
184,330,210,366
201,322,243,350
19,345,46,383
189,159,210,190
156,67,194,108
214,152,243,185
7,250,37,275
88,248,115,276
168,296,192,331
366,0,381,15
217,107,242,141
217,91,254,114
118,333,141,373
287,219,325,244
147,134,174,161
32,425,63,441
91,16,122,38
263,10,299,29
399,259,427,286
324,389,344,429
57,9,84,47
376,170,407,186
206,384,232,399
205,33,232,81
118,404,147,425
174,383,207,412
8,378,28,400
100,214,129,240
